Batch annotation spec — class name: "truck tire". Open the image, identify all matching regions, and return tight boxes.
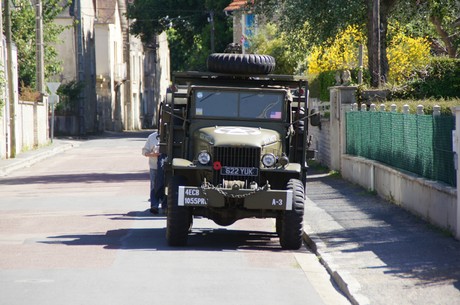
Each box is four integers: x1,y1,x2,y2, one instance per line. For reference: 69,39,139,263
279,179,305,250
166,176,192,246
207,53,276,75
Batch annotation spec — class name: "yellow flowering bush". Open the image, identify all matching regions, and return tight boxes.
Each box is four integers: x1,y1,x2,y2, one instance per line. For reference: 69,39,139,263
387,23,431,84
307,25,366,75
307,23,431,85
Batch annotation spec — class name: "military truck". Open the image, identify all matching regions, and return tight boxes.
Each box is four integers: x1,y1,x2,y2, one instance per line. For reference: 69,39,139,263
157,53,319,249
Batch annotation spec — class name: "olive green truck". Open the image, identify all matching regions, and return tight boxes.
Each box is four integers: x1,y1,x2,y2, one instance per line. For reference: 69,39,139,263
157,53,319,249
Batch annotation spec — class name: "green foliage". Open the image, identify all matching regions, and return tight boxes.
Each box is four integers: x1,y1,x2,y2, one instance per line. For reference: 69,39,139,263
394,0,460,58
253,0,366,48
247,23,308,74
128,0,232,71
255,0,459,89
380,99,458,116
308,71,336,101
356,84,459,116
55,81,84,115
10,0,69,90
410,57,460,99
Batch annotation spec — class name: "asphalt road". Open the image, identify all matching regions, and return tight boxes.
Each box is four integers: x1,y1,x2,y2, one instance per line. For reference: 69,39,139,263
0,132,349,305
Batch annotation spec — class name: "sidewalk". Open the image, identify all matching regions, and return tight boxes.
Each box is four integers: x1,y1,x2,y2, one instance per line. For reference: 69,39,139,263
0,138,79,177
303,170,460,305
2,140,460,304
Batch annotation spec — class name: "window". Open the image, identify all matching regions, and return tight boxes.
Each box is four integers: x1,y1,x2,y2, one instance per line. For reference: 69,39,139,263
194,90,284,120
195,91,238,117
239,92,283,119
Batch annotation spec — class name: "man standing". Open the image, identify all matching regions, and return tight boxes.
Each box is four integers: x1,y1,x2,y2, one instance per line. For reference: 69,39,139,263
142,131,160,214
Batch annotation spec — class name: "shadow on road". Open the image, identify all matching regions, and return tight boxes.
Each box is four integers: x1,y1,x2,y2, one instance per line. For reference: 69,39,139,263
41,210,286,252
307,170,460,291
0,172,149,185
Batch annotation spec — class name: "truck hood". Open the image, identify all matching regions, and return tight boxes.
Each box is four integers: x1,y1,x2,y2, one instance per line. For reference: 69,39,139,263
196,126,281,147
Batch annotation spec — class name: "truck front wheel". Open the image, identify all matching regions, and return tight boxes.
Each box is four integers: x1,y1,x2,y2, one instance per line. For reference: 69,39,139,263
279,179,305,250
166,176,192,246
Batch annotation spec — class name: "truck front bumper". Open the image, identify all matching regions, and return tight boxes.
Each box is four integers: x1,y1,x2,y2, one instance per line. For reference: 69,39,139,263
178,186,293,211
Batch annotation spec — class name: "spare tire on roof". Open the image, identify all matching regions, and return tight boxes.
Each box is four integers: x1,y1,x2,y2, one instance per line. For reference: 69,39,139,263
207,53,276,75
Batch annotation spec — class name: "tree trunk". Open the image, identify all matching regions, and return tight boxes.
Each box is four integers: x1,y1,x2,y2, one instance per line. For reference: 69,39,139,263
367,0,380,88
366,0,397,88
430,15,457,58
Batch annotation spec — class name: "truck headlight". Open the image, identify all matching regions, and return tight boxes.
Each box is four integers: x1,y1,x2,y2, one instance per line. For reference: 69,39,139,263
261,153,276,168
279,155,289,167
197,151,211,165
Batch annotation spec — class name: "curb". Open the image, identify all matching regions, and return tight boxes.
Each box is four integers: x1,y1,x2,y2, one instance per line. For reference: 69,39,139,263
302,229,370,305
302,194,371,305
0,141,78,177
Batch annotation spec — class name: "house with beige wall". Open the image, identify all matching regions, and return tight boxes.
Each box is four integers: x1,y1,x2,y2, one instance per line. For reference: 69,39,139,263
52,0,169,134
1,0,171,159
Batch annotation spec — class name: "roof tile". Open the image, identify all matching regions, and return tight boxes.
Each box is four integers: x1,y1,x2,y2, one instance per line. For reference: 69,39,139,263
224,0,252,11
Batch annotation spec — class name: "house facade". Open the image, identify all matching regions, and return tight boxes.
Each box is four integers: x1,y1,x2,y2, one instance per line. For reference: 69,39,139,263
1,0,170,159
224,0,257,53
53,0,170,134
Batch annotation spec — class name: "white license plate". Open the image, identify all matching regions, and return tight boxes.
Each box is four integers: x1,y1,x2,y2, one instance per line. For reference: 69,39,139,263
220,166,258,176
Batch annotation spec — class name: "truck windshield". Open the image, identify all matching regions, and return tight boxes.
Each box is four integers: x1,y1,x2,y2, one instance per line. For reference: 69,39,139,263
194,90,284,120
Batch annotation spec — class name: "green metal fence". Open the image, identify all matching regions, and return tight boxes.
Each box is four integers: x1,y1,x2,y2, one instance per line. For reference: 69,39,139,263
346,111,456,187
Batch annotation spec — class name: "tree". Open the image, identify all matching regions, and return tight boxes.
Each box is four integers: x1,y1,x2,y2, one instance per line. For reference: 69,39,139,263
9,0,69,91
127,0,232,71
307,23,431,84
253,0,459,87
253,0,396,87
247,23,309,74
393,0,460,58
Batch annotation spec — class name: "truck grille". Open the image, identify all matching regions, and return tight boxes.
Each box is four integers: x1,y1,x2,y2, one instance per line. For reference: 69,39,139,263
213,146,261,186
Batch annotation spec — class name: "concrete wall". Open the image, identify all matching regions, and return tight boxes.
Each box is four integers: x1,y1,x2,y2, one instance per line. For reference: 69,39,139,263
1,100,49,159
341,155,457,234
0,38,49,159
0,37,7,159
18,101,48,150
309,119,331,168
454,107,460,239
311,86,459,238
54,17,76,83
53,115,79,136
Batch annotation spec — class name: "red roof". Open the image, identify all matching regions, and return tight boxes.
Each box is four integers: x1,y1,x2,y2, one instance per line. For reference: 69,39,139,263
224,0,253,11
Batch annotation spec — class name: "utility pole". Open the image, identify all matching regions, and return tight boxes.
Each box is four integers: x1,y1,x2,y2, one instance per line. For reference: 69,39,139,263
35,0,45,145
5,0,16,157
75,0,86,135
35,0,45,94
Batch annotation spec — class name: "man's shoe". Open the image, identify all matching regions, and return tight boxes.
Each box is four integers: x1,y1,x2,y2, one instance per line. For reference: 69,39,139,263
150,207,159,215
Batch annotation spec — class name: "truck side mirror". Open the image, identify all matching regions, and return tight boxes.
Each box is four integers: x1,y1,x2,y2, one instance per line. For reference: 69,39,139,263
310,109,321,127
